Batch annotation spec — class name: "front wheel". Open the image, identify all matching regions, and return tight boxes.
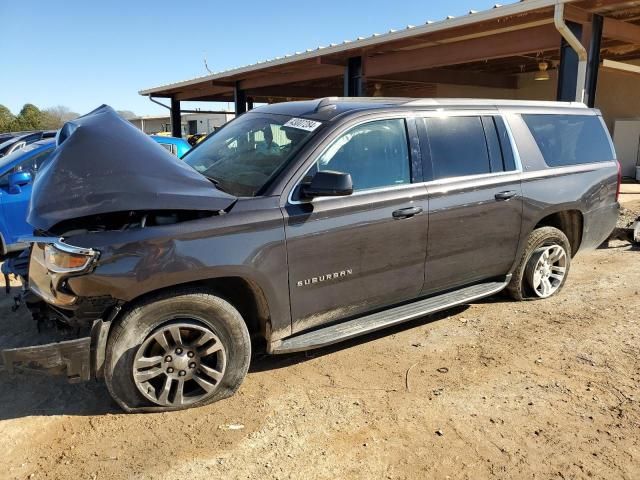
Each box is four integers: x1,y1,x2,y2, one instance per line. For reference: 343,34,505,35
105,289,251,412
507,226,572,301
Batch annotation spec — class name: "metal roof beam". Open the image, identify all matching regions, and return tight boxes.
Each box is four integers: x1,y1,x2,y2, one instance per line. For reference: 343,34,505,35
175,85,233,101
603,16,640,44
371,68,518,89
246,85,341,98
238,64,344,90
367,24,561,77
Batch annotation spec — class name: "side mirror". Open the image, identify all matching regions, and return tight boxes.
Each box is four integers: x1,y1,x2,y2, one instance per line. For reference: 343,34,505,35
8,171,32,194
302,170,353,198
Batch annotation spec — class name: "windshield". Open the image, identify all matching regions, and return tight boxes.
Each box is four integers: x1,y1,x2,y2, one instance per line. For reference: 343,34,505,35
183,112,320,196
0,142,48,172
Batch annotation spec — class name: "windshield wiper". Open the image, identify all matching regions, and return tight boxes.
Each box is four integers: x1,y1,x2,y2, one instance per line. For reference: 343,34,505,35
203,175,230,193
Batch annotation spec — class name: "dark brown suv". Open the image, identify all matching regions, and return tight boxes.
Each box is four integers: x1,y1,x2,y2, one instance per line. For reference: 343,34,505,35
2,99,620,412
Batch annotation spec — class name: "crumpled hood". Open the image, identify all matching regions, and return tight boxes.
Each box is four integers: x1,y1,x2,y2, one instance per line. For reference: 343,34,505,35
28,105,236,232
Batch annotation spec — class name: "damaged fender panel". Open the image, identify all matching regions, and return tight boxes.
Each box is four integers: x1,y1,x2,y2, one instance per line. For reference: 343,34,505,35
28,105,237,232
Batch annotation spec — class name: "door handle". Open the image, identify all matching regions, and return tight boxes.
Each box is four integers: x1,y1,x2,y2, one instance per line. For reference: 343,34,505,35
495,190,517,201
392,206,423,219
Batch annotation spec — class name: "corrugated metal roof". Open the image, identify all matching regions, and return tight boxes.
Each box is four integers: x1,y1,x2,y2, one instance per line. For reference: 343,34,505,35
139,0,570,95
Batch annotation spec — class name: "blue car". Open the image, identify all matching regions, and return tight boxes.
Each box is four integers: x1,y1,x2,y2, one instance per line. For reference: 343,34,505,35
0,139,56,257
0,135,191,259
150,135,191,158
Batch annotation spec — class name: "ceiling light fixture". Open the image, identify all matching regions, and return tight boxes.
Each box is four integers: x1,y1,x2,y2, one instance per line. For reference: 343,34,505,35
534,61,550,81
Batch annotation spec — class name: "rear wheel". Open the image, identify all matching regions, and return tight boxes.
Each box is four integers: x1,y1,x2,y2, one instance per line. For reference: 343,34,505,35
507,226,571,301
105,289,251,412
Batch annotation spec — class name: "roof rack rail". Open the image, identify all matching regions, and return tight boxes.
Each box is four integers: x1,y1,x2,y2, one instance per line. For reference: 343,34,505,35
403,98,588,108
314,96,414,112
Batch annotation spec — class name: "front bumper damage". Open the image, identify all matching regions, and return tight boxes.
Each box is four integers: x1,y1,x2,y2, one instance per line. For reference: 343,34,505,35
1,236,120,383
0,318,112,383
1,336,91,383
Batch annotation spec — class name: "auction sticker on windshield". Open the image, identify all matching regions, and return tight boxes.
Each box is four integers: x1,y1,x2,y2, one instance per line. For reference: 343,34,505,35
284,118,322,132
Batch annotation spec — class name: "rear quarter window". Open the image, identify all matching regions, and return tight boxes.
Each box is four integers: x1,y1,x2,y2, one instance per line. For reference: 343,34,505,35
522,114,614,167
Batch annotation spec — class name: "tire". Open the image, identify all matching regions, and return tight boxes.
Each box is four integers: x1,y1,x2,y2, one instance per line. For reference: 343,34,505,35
105,288,251,413
507,226,572,301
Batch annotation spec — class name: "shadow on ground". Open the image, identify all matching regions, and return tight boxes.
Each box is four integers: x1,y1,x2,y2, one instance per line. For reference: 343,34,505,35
0,285,119,419
0,277,472,420
0,372,117,419
249,304,470,373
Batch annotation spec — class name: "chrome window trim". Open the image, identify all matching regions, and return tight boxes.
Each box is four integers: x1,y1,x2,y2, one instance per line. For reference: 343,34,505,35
287,111,526,206
287,115,413,206
419,109,524,174
520,160,617,181
289,169,526,206
289,182,425,205
425,169,521,187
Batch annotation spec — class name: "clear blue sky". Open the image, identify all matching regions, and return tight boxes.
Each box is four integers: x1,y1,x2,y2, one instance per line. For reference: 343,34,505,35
1,0,515,116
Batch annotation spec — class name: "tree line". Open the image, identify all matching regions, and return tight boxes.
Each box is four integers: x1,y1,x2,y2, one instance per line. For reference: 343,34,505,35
0,104,137,133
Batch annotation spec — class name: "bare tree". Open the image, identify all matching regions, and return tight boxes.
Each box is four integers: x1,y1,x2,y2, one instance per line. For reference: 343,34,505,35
116,110,137,120
42,105,79,129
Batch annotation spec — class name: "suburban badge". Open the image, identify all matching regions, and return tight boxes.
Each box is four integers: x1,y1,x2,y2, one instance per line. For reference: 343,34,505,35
297,269,353,287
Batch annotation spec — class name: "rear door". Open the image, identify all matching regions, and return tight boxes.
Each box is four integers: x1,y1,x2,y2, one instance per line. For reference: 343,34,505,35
419,112,523,294
283,116,429,333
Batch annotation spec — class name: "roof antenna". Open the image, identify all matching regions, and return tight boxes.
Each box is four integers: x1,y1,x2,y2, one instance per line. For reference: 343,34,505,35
204,55,213,74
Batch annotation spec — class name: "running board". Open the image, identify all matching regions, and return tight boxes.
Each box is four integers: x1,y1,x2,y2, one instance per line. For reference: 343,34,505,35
270,277,510,354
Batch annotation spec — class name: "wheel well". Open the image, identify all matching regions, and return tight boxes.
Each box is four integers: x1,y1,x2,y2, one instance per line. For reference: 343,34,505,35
534,210,583,255
116,277,271,341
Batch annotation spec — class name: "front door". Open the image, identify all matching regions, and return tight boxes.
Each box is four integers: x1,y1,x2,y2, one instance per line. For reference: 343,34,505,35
419,114,523,294
0,147,52,245
283,117,429,333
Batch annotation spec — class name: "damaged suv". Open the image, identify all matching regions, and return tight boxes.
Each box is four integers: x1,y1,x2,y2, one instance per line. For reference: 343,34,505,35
2,100,619,412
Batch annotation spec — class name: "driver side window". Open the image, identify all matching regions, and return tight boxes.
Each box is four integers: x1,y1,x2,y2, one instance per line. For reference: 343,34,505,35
0,148,53,187
314,118,411,192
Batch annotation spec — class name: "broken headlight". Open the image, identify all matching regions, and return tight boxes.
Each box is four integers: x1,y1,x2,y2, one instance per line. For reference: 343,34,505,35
44,243,99,274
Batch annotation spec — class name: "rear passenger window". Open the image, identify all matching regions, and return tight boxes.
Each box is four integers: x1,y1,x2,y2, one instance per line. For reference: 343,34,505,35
424,116,491,179
315,119,410,191
522,114,614,167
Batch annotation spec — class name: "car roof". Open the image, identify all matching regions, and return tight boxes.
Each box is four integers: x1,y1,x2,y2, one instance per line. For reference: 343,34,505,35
252,97,592,122
32,138,56,147
0,131,44,149
150,135,189,144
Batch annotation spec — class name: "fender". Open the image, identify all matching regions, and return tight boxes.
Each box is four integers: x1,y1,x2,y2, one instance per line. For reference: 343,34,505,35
62,205,292,340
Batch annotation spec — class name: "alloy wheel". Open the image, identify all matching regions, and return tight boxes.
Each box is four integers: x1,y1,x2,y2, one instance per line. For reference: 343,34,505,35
526,244,567,298
133,322,227,407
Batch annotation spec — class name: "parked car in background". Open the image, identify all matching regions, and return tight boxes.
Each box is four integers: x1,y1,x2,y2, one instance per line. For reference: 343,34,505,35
1,100,619,413
0,139,56,257
150,134,191,157
0,133,17,144
187,133,207,146
0,131,56,158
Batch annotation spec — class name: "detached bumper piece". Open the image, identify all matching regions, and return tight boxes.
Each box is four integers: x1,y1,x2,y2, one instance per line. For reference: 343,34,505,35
1,336,91,383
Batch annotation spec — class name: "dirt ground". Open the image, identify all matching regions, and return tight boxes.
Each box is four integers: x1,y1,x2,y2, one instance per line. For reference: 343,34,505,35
0,201,639,480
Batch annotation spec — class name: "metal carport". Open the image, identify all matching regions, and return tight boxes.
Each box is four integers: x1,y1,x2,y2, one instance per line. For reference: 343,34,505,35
139,0,640,139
